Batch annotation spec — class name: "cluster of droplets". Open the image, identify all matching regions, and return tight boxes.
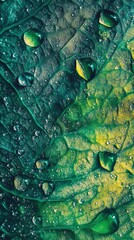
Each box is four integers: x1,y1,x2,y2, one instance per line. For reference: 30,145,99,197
2,5,123,238
76,10,119,82
12,155,55,200
17,9,119,87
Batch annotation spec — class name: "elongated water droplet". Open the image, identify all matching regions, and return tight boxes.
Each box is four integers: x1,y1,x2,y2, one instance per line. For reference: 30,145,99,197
98,151,117,172
76,58,96,81
23,28,44,47
14,175,30,191
89,208,119,235
17,72,34,87
36,159,49,170
99,10,119,28
42,182,54,196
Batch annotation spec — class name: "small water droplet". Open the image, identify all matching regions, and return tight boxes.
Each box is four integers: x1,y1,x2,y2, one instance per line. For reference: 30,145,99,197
17,72,34,87
76,58,96,81
17,149,25,155
23,28,44,47
13,124,20,131
88,208,119,234
12,53,18,59
14,175,30,192
32,216,42,225
99,10,119,28
42,182,54,196
34,131,40,136
72,201,76,207
35,159,49,170
98,151,117,172
78,198,84,204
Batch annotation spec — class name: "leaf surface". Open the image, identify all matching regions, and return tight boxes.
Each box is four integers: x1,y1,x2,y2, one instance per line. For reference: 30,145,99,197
0,0,133,239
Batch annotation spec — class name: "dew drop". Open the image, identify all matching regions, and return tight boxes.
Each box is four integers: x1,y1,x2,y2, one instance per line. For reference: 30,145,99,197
34,131,40,136
17,148,25,156
42,182,54,196
13,124,20,131
88,208,119,235
12,53,18,59
99,10,119,28
98,151,117,172
32,216,42,225
76,58,96,81
14,175,30,192
17,72,34,87
35,159,49,171
23,28,44,47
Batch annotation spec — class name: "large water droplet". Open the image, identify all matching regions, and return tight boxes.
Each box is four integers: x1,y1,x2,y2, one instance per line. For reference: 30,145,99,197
42,182,54,196
17,72,34,87
88,208,119,234
14,175,30,191
98,151,117,172
99,10,119,28
76,58,96,81
23,28,44,47
35,159,49,170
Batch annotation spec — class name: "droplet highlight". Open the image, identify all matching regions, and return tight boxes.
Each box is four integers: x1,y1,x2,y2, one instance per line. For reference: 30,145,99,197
98,151,117,172
76,58,96,81
89,208,119,235
42,182,54,196
17,72,34,87
14,175,30,192
99,10,119,28
23,28,44,47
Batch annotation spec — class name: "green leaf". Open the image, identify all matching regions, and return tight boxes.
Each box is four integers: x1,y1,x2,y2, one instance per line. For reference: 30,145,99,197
0,0,133,239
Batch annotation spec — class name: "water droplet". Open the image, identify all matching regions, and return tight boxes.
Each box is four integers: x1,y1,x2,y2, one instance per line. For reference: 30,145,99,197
12,53,18,59
14,175,30,192
17,72,34,87
35,159,49,170
32,216,42,225
76,58,96,81
42,182,54,196
88,208,119,234
98,151,117,172
13,124,20,131
34,131,40,136
99,10,119,28
23,28,44,47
